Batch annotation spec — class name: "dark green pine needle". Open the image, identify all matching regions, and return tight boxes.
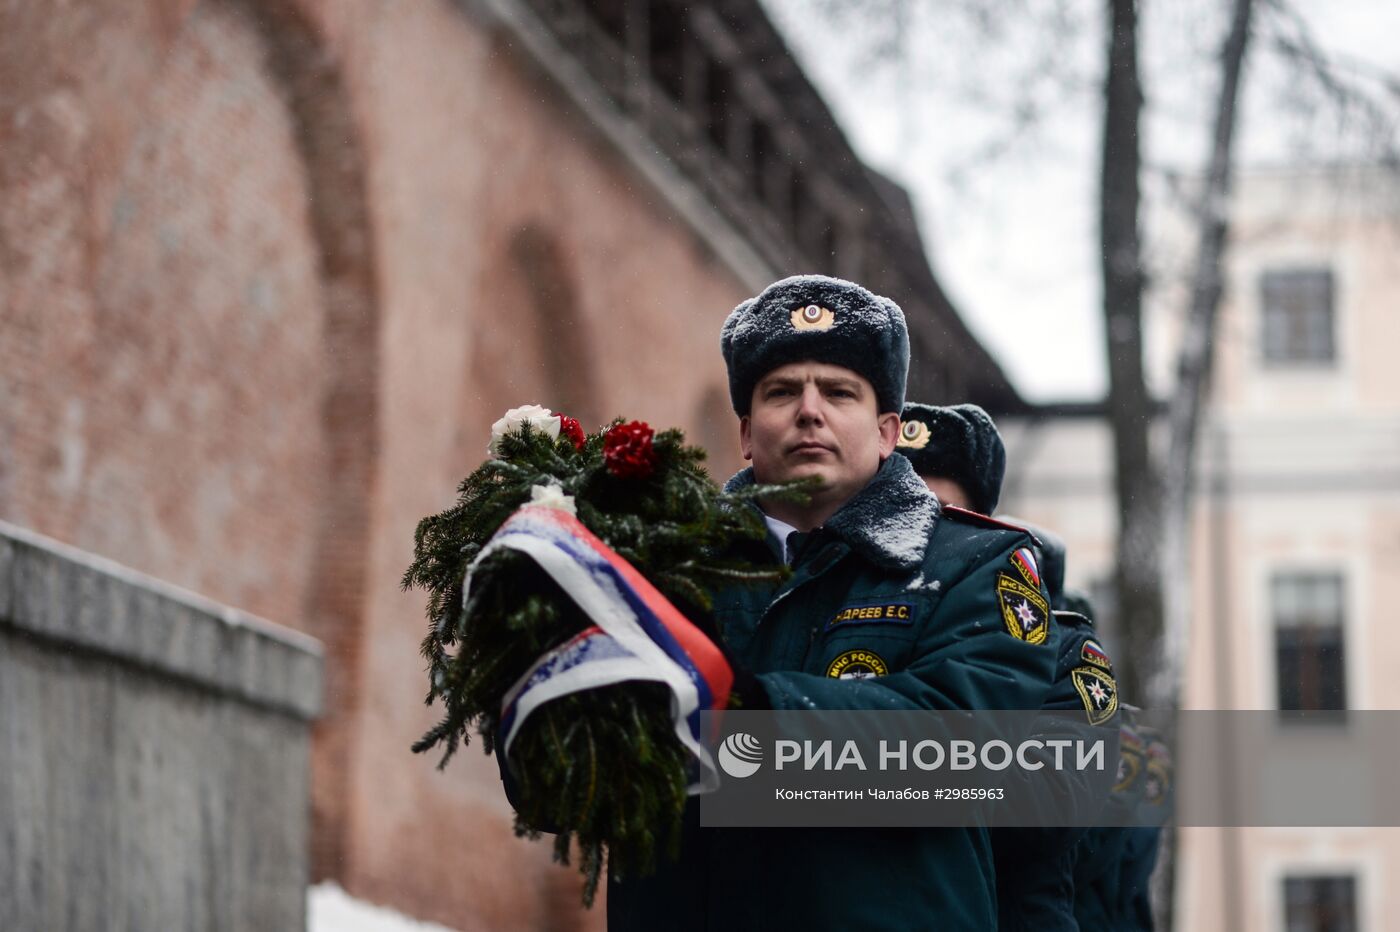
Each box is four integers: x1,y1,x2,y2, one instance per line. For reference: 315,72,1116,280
402,420,808,905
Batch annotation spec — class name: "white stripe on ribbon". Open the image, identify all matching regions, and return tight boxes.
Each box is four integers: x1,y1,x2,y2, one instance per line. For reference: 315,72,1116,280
471,507,720,793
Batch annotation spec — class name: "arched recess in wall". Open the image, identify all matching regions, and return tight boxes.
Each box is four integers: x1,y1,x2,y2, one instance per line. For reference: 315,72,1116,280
236,0,382,883
508,223,602,427
695,383,741,476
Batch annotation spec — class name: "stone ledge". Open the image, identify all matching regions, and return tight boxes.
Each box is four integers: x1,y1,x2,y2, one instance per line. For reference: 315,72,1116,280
0,520,322,721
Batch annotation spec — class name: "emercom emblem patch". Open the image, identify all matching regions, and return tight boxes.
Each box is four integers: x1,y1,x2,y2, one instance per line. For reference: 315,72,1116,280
1145,760,1170,807
1071,665,1119,726
826,649,889,680
827,600,915,630
996,573,1050,645
1114,745,1143,794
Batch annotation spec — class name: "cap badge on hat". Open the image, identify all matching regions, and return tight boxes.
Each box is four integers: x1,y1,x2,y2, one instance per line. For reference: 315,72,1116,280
790,304,835,331
897,420,931,450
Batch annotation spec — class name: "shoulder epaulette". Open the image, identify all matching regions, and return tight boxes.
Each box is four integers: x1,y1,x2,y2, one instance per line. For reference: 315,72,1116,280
941,505,1043,546
1052,609,1095,631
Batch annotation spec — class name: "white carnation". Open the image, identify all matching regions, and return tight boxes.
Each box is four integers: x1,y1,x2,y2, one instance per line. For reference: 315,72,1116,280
529,482,578,516
489,404,560,454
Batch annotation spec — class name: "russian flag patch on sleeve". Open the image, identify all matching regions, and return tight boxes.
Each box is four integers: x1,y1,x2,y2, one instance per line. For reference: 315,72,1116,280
1081,639,1113,672
1009,546,1041,589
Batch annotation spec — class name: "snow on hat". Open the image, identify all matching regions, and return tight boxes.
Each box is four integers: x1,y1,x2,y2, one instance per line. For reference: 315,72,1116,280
895,402,1006,517
720,275,910,416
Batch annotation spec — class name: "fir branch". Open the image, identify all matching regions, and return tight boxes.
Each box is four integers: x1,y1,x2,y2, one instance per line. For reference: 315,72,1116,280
403,417,806,905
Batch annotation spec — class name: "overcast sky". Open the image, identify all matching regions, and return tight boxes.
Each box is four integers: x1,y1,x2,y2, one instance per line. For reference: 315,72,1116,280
759,0,1400,401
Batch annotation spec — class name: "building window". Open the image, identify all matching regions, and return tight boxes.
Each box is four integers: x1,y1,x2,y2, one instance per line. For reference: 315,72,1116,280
583,0,628,42
1272,572,1347,712
749,121,773,199
1261,267,1335,365
788,170,810,230
817,222,837,262
648,6,685,102
704,58,731,153
1283,874,1357,932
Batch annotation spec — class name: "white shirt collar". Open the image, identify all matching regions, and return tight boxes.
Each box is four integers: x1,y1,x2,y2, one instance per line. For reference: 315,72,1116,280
762,513,802,565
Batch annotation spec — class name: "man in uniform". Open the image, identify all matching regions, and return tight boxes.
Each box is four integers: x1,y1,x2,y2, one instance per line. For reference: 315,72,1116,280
1071,706,1166,931
895,402,1162,929
605,275,1060,931
895,402,1120,931
892,402,1005,517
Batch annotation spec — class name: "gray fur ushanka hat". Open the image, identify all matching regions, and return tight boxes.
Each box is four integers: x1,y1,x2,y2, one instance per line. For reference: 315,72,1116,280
895,402,1006,516
720,275,910,416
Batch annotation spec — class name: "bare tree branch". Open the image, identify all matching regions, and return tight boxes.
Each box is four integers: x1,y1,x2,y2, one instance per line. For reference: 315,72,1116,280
1262,0,1400,165
1099,0,1161,708
1161,0,1255,588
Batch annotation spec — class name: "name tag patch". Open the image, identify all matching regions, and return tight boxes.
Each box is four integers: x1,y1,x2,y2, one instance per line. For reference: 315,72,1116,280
827,601,915,630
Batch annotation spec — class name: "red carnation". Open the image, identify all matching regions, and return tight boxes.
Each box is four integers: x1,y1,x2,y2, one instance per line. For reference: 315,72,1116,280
557,413,586,451
603,420,657,479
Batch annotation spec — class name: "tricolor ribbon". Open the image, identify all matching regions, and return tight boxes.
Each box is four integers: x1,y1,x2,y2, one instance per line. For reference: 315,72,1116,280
474,505,734,794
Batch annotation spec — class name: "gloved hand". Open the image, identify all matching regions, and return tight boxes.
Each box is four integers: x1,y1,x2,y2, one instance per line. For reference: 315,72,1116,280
726,660,770,711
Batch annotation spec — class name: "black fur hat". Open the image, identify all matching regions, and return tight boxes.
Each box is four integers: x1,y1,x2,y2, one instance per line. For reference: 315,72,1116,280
720,275,910,416
895,402,1006,516
1060,587,1097,623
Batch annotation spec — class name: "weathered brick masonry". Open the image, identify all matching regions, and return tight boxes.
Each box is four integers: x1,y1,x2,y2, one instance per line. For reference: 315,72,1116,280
1,1,1017,927
2,2,746,927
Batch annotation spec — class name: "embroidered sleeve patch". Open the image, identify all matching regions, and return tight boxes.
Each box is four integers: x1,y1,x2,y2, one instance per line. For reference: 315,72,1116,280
1114,745,1143,794
827,601,915,630
1071,665,1119,725
996,573,1050,645
1144,759,1171,806
1080,639,1113,672
1009,547,1042,588
826,649,889,680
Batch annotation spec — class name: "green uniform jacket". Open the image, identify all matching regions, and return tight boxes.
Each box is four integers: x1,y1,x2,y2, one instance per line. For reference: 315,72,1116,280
993,610,1120,931
1072,715,1155,930
608,455,1058,932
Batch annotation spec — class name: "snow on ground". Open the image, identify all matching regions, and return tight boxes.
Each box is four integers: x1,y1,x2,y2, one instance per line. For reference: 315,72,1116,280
307,883,461,932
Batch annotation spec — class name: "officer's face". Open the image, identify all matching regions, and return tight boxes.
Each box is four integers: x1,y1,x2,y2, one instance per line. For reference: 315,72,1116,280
740,362,899,511
922,476,973,511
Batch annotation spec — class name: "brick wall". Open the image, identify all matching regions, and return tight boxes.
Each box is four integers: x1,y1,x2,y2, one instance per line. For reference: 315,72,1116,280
1,1,754,929
0,0,326,628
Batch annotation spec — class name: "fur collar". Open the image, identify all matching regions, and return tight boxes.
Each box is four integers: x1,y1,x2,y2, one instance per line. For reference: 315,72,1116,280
723,455,938,572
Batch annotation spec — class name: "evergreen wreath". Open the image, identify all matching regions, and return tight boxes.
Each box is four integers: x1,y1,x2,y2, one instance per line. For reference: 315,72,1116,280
403,405,805,905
